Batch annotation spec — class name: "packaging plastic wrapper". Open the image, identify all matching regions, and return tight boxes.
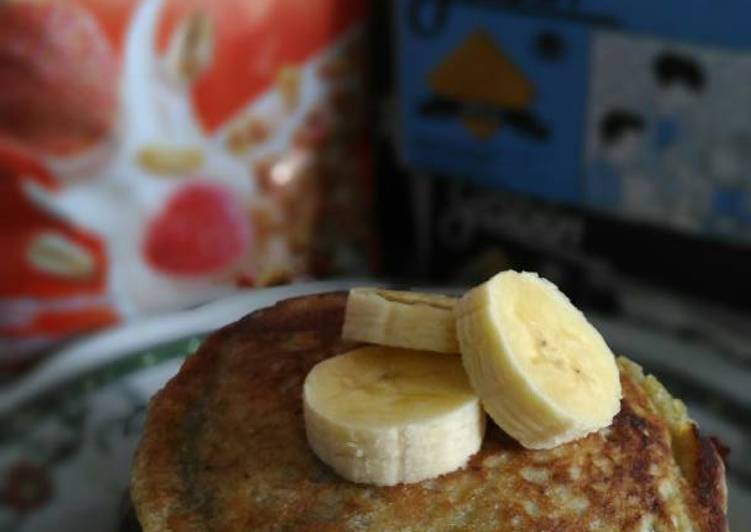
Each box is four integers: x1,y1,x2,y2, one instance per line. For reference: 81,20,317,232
0,0,372,371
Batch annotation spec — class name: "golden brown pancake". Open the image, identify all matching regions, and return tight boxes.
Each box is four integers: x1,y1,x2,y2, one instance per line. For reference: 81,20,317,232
130,292,727,531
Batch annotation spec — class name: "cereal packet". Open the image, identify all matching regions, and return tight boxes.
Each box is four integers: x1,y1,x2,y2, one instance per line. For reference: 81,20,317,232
0,0,371,371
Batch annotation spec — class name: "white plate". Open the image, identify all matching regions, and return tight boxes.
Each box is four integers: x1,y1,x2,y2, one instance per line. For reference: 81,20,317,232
1,281,747,531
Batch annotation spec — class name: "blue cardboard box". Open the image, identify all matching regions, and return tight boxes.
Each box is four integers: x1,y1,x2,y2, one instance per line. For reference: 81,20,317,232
396,0,751,242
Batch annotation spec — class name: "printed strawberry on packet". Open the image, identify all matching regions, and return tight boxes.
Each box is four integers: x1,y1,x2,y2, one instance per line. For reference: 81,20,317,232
0,0,372,373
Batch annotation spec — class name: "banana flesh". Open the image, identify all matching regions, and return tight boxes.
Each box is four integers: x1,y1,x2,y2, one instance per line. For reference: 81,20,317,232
303,346,485,486
455,271,621,449
308,273,621,487
342,288,459,354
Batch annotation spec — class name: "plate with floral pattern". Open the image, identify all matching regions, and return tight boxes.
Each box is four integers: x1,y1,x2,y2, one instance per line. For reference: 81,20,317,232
2,280,748,531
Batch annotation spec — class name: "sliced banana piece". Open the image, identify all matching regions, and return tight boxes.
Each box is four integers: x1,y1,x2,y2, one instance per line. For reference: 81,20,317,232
303,346,485,486
455,270,621,449
342,288,459,353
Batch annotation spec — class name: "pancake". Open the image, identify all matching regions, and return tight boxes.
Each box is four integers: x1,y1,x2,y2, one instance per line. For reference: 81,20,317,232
130,292,727,531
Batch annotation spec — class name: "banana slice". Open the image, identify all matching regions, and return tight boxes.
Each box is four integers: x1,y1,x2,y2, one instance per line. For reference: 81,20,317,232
455,271,621,449
303,346,485,486
342,288,459,353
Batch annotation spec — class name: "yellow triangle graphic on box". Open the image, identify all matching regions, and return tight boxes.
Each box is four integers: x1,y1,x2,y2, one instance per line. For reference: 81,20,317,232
461,116,500,139
429,30,535,110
